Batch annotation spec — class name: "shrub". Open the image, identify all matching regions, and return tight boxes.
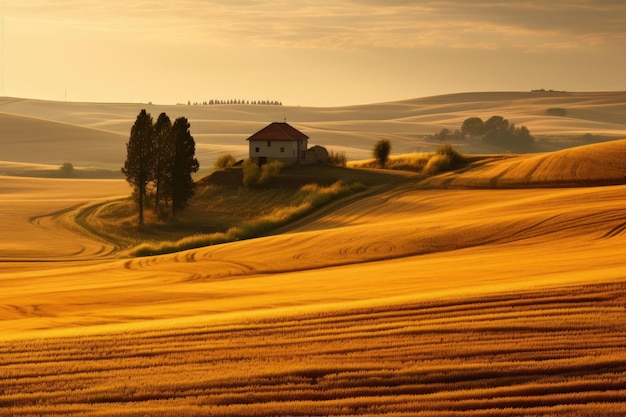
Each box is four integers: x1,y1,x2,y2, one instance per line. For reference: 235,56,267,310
425,154,452,174
328,149,347,167
424,144,464,174
436,143,463,165
214,154,236,170
242,159,283,186
258,160,283,184
373,139,391,168
242,159,261,187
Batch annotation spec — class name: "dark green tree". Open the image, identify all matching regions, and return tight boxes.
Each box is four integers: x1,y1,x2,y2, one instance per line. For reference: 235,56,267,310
152,112,174,214
373,139,392,168
461,117,485,137
484,115,509,133
122,109,154,226
59,162,75,177
170,117,199,219
516,125,534,145
484,119,534,152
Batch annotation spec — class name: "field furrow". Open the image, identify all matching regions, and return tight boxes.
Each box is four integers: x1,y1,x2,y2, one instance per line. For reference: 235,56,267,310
2,281,625,416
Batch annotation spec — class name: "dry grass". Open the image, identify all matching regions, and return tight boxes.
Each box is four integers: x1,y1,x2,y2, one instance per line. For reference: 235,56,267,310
348,152,433,172
421,139,626,188
128,180,365,256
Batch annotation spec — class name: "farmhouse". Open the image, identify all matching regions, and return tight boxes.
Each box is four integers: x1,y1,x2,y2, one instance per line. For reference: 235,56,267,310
247,122,309,165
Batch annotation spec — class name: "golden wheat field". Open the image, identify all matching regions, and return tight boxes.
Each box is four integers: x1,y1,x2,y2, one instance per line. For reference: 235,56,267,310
1,93,626,416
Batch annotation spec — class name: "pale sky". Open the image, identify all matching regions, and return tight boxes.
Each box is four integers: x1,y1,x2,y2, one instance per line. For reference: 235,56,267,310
1,1,625,107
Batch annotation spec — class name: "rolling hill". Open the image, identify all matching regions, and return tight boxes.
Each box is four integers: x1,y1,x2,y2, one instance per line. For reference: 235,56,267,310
0,95,625,416
1,91,626,174
0,112,125,169
422,139,626,188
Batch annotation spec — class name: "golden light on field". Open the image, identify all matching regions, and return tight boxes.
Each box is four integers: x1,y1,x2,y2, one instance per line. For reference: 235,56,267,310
1,47,626,413
1,131,626,413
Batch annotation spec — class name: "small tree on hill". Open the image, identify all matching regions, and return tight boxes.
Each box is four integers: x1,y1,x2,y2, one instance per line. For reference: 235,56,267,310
170,117,199,219
122,109,154,226
373,139,391,168
59,162,74,177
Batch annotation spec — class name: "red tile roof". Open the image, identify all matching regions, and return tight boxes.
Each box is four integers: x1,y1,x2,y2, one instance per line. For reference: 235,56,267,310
246,122,309,142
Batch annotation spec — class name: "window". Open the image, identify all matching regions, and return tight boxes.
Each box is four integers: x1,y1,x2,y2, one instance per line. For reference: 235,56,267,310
267,140,271,147
255,147,260,153
280,147,285,153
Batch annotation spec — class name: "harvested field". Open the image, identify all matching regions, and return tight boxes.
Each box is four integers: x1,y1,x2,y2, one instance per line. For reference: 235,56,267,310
2,282,625,416
1,94,625,415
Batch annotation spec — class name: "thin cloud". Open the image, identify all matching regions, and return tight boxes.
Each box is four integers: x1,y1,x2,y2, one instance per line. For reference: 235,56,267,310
6,0,626,51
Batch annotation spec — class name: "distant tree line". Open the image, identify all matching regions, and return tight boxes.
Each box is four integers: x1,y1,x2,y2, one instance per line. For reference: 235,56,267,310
461,116,534,151
531,89,567,93
428,115,534,152
122,110,199,226
183,99,282,106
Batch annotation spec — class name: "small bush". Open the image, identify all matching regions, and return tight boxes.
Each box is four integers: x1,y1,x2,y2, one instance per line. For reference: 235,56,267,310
328,149,347,167
258,160,283,184
425,144,464,174
214,154,236,170
242,159,261,187
425,154,452,174
436,143,463,165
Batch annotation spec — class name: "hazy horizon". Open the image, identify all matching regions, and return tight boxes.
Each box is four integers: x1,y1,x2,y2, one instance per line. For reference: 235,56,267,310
1,1,626,107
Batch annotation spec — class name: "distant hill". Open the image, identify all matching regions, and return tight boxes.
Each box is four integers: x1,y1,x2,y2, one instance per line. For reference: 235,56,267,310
421,139,626,188
1,91,625,171
0,112,125,169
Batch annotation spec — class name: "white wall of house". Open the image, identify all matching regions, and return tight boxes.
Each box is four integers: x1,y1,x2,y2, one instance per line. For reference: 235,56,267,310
249,139,308,164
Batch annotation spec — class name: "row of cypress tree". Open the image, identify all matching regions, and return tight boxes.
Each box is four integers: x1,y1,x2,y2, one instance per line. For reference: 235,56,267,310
122,110,199,225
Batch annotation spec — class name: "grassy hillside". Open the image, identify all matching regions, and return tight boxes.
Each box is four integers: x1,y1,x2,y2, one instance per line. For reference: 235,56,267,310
78,165,407,256
1,121,626,415
2,91,626,174
421,139,626,188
